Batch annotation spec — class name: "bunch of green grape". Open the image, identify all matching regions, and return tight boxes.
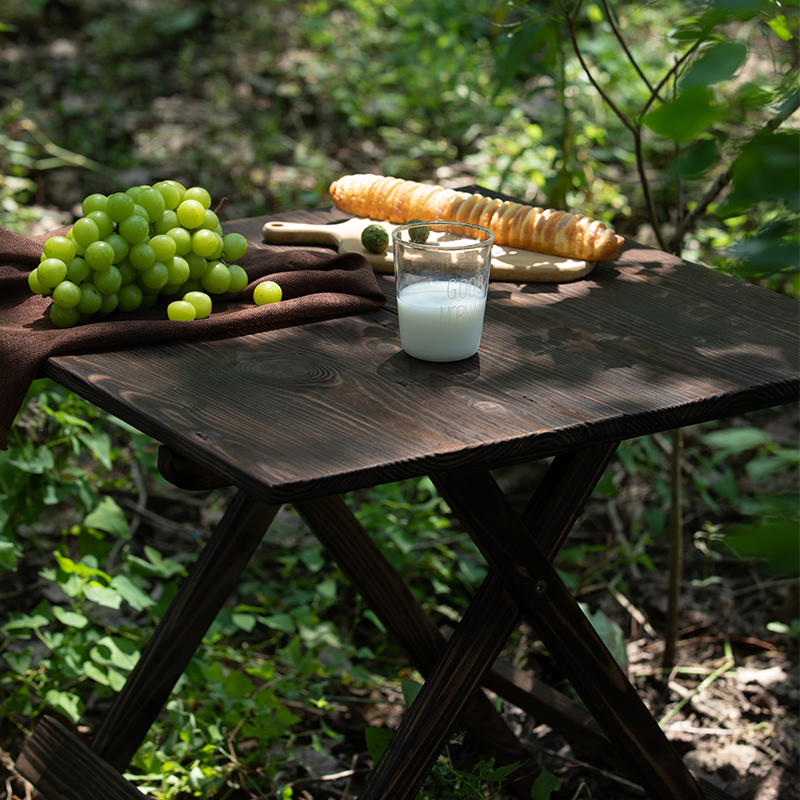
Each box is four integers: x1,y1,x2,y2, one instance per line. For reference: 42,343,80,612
28,180,253,327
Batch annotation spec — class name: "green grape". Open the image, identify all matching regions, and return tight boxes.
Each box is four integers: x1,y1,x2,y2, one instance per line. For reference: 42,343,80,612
37,258,68,288
27,268,47,295
117,283,143,312
200,209,219,230
166,179,186,198
81,193,107,216
105,232,130,264
43,235,77,264
222,232,247,262
66,257,90,283
177,199,206,229
253,280,282,305
138,187,166,223
106,191,135,222
78,283,103,314
183,186,211,209
191,228,220,258
140,262,169,291
129,242,156,270
125,185,145,201
153,180,182,210
160,282,184,296
154,209,179,234
119,214,149,244
52,280,82,309
200,260,232,294
228,264,248,293
84,240,115,271
50,303,81,328
140,292,159,309
72,217,101,248
132,203,150,219
167,300,197,321
182,290,212,319
166,226,192,256
165,255,190,285
87,210,114,239
117,259,137,285
150,234,177,262
185,252,207,279
98,292,119,315
180,277,204,294
209,232,224,260
93,265,123,295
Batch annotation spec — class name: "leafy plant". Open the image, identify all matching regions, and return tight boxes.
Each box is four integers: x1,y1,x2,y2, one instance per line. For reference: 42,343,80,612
490,0,799,281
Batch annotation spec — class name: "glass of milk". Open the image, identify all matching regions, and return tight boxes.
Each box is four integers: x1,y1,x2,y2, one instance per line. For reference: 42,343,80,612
392,221,494,362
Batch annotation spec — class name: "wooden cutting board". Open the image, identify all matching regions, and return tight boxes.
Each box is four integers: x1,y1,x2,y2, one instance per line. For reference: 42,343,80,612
261,216,595,283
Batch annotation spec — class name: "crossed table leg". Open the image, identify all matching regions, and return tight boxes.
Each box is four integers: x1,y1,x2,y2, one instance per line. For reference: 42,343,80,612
358,442,706,800
17,441,708,800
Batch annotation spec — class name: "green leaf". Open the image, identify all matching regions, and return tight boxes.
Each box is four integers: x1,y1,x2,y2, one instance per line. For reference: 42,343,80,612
84,583,122,609
643,86,724,143
52,606,89,629
365,726,394,764
530,767,562,800
126,545,185,578
1,612,50,635
768,15,793,41
231,612,257,632
401,678,422,707
111,574,155,611
90,636,140,671
701,426,770,457
580,603,628,668
83,496,130,540
0,536,21,572
680,42,748,89
726,519,800,576
223,670,254,698
257,613,296,634
76,430,113,471
722,128,800,214
673,138,720,178
3,647,33,674
44,689,84,723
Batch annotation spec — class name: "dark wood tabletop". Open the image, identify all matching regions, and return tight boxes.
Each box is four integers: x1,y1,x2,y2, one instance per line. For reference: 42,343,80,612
42,199,799,505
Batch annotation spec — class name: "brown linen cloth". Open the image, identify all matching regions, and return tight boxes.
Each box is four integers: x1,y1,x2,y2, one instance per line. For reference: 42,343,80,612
0,225,386,450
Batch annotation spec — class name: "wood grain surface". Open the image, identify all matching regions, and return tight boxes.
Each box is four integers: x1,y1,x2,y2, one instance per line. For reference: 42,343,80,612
43,198,799,506
16,716,147,800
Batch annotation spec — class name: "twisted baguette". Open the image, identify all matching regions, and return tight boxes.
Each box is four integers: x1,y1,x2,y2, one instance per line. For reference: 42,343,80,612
329,174,623,261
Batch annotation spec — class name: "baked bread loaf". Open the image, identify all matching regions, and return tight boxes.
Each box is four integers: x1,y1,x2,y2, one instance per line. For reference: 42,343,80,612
329,174,623,261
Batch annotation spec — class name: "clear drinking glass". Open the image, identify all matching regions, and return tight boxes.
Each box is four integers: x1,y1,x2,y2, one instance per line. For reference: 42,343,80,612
392,221,494,362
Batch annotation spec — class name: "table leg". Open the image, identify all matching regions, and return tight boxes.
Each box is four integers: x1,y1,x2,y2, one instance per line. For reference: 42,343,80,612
294,496,538,796
433,466,704,800
89,489,280,771
357,443,616,800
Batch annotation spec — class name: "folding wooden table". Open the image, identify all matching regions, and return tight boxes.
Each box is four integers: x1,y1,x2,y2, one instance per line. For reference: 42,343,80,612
16,191,799,800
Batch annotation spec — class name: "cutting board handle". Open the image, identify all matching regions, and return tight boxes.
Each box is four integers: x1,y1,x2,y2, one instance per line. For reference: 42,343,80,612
262,220,345,247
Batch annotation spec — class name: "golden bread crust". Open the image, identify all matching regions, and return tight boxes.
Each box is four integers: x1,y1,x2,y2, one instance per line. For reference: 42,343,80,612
329,174,623,261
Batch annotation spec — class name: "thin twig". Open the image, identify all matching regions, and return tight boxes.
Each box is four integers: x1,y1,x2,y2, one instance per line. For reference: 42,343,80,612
602,0,660,99
18,118,119,180
663,429,684,669
660,641,735,725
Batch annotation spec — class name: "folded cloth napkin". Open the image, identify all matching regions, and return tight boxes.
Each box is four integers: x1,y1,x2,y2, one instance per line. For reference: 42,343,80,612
0,225,386,450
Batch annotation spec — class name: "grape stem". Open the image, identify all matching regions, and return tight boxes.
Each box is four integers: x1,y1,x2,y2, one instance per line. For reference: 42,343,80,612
214,197,229,216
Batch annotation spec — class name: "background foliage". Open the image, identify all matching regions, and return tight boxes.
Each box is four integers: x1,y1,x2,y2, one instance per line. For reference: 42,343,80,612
0,0,798,798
